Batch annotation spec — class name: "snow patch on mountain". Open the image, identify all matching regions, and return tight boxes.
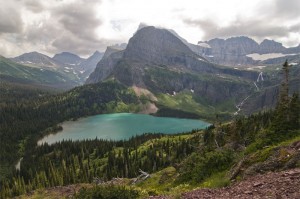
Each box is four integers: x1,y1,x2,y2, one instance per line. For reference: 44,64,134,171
246,53,296,61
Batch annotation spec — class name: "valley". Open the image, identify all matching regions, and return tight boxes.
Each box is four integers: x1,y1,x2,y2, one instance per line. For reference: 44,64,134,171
0,11,299,199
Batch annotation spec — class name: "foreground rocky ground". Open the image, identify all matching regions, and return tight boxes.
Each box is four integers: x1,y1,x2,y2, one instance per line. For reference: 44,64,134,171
150,168,300,199
19,168,300,198
182,168,300,199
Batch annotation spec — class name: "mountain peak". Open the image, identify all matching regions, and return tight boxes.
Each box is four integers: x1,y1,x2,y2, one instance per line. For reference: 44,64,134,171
259,39,285,53
53,52,83,65
94,50,100,54
18,51,50,58
260,39,284,48
124,26,195,63
53,52,81,59
11,51,59,67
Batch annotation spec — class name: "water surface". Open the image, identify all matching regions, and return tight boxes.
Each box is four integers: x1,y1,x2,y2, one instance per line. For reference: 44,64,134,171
38,113,210,145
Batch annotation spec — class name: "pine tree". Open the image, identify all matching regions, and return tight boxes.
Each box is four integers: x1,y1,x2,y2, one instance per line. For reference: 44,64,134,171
289,93,300,129
272,60,291,132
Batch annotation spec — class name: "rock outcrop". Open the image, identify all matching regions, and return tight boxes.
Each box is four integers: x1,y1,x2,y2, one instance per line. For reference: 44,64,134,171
195,36,300,66
11,51,61,68
181,168,300,199
53,52,84,65
12,51,103,83
259,39,286,54
86,26,260,118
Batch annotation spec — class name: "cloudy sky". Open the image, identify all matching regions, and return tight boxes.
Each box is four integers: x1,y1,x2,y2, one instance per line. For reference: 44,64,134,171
0,0,299,57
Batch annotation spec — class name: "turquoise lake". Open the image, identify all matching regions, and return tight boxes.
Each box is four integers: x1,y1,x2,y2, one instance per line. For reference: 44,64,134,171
38,113,210,145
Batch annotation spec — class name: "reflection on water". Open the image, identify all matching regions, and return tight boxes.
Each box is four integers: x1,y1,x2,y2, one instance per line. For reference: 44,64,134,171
38,113,210,145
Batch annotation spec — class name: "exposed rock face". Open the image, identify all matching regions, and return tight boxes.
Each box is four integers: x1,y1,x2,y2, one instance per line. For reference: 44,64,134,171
195,36,300,66
123,26,198,65
209,36,259,55
53,52,84,65
11,51,61,68
87,26,257,86
259,39,286,54
286,44,300,54
86,26,260,118
180,168,300,199
198,37,259,66
12,51,103,84
79,51,104,80
1,55,78,89
86,48,124,84
102,46,124,59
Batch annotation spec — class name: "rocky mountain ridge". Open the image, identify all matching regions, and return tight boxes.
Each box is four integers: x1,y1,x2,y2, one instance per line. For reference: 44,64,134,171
86,26,262,119
195,36,300,66
11,51,103,83
0,55,78,89
11,51,61,68
87,26,257,84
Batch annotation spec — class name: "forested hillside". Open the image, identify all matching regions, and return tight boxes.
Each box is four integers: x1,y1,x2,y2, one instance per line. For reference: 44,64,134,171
0,62,299,199
0,80,140,181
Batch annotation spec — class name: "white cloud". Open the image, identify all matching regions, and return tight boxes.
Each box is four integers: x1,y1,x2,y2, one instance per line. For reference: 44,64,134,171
0,0,299,57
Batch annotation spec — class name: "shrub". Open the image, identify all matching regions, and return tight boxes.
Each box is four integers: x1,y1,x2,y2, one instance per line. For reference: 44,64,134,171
74,185,140,199
177,150,234,184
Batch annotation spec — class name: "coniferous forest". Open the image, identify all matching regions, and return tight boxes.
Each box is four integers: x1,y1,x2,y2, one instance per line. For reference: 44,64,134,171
0,61,299,198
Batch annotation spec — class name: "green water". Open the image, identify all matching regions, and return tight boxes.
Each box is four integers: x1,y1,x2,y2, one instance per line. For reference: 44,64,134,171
38,113,210,145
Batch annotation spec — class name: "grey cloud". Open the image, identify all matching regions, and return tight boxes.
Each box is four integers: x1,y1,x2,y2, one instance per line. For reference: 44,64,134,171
183,0,300,46
273,0,300,19
54,1,102,41
51,33,113,56
289,24,300,32
19,0,107,57
184,18,298,42
24,0,44,13
0,5,23,34
47,0,107,55
25,21,61,45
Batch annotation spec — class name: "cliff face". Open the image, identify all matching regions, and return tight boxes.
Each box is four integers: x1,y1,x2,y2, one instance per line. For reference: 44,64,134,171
86,26,261,117
258,39,286,54
124,26,195,64
85,27,300,118
85,48,123,84
87,27,258,84
196,37,300,66
11,52,62,68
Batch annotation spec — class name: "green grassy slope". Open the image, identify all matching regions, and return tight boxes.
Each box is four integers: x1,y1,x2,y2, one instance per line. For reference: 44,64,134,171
0,56,78,89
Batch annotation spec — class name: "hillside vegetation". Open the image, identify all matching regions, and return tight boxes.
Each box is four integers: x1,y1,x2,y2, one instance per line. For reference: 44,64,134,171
0,62,299,199
0,56,78,89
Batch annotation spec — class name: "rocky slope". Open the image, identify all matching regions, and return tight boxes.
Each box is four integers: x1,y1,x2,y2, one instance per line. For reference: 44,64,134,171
80,51,104,80
11,51,61,68
87,26,248,85
86,26,260,119
0,55,78,89
195,37,300,66
11,51,103,85
52,52,84,65
181,168,300,199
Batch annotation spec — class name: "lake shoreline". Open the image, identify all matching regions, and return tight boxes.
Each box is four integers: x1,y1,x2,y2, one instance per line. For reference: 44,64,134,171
38,113,210,145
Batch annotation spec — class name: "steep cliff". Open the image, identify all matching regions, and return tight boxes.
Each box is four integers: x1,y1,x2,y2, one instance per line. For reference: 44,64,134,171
86,26,261,119
196,36,300,66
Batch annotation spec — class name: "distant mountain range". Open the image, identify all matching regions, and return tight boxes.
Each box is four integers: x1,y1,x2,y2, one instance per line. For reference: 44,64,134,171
86,26,268,119
86,26,300,118
2,25,299,117
0,55,77,89
195,36,300,66
10,51,104,84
